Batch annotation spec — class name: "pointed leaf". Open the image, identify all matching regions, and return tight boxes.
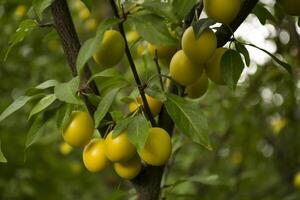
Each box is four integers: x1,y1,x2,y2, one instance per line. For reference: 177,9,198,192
172,0,198,20
56,103,73,132
192,18,216,39
165,93,211,150
29,94,57,118
127,114,151,151
94,88,119,128
0,96,32,122
54,77,82,105
25,114,45,148
5,19,38,60
235,42,250,66
246,43,291,73
252,3,276,25
221,50,245,90
35,79,59,89
88,68,121,83
141,1,177,22
32,0,54,20
128,14,177,45
113,117,134,138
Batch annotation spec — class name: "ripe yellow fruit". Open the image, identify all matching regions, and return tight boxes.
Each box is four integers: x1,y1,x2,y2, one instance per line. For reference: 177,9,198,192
63,111,94,148
83,138,109,172
205,48,227,85
204,0,241,24
59,142,73,155
278,0,300,16
84,18,97,31
182,27,217,64
128,95,162,117
185,72,209,99
148,43,177,60
79,8,90,20
170,50,203,86
104,130,136,162
93,30,125,67
126,31,139,43
139,127,172,166
14,5,27,18
294,171,300,189
114,155,142,179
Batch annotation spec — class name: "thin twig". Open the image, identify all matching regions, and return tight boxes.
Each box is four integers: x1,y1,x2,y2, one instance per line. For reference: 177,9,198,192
109,0,156,127
153,50,164,91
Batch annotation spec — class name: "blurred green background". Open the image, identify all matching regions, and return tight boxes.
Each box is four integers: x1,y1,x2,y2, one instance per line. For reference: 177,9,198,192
1,0,300,199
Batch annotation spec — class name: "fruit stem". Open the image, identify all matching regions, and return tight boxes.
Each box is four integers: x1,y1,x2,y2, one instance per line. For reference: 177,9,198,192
109,0,157,127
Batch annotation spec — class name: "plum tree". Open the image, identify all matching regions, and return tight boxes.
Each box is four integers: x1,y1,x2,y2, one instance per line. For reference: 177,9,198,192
182,26,217,64
104,130,136,162
205,48,228,85
83,138,109,172
170,50,204,86
204,0,241,24
93,30,125,67
63,111,94,148
139,127,172,166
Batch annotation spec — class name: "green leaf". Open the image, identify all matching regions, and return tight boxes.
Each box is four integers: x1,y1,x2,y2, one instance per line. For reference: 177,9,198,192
0,140,7,163
94,88,119,128
26,80,59,96
145,85,166,102
235,42,250,66
165,93,211,150
29,94,57,119
188,174,220,185
112,117,134,138
54,77,82,105
5,19,38,61
192,18,216,39
0,96,32,122
221,50,245,90
88,68,121,83
76,18,122,76
141,1,178,22
56,103,73,132
127,114,151,151
252,3,276,25
172,0,198,20
35,79,60,89
98,76,130,95
81,0,92,11
128,13,177,45
32,0,54,20
245,43,292,73
25,114,45,148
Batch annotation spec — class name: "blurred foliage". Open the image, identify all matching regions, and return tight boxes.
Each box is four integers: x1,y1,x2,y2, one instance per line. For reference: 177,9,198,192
0,0,300,200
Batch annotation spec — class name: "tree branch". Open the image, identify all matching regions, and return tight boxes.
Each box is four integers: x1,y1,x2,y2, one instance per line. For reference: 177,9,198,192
50,0,112,134
216,0,259,47
109,0,157,127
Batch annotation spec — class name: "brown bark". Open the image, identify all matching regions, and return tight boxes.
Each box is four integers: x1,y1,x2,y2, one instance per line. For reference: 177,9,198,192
50,0,112,134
